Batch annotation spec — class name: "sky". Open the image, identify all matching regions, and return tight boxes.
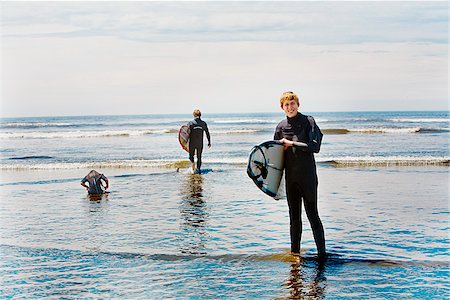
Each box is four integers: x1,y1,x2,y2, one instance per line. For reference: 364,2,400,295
1,1,448,118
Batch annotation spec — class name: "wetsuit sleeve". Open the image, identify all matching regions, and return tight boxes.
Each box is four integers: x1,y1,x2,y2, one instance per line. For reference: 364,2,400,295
274,123,282,140
204,122,211,146
81,176,88,184
100,174,109,188
301,117,322,153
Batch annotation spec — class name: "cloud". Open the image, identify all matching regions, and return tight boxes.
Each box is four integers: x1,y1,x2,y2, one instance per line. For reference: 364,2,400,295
2,2,448,44
1,1,448,117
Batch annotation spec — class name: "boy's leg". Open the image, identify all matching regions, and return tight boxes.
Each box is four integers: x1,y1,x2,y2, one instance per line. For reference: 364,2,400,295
189,146,196,171
196,145,203,171
303,187,326,257
286,182,302,254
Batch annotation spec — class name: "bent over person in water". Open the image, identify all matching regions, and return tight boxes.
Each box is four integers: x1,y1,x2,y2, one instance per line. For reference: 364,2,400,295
274,91,326,258
188,109,211,174
81,170,109,194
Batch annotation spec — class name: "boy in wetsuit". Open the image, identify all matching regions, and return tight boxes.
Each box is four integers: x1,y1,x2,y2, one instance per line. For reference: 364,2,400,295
81,170,109,194
188,109,211,174
274,91,326,258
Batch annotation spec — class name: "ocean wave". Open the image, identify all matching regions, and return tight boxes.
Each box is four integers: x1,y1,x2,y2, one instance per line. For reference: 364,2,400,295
8,155,53,160
215,129,265,134
390,118,450,123
322,129,351,134
0,159,194,170
0,157,247,170
213,118,330,124
0,122,78,129
0,129,178,139
320,156,450,167
4,126,446,139
322,127,449,134
1,156,448,170
348,118,370,121
0,128,266,139
162,129,179,134
0,121,187,130
350,127,422,133
417,128,450,133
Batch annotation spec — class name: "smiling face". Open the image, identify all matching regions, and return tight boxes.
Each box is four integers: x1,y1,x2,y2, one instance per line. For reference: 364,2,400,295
280,91,300,118
282,99,299,118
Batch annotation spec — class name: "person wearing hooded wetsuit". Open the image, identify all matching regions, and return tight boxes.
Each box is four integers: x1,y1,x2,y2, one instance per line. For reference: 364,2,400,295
188,109,211,173
274,91,326,258
81,170,109,194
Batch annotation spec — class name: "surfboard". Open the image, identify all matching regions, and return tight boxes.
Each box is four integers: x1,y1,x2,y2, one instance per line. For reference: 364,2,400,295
247,140,284,198
178,125,190,152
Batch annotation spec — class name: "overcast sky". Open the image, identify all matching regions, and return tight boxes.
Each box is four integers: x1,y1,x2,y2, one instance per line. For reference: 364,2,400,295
1,1,448,117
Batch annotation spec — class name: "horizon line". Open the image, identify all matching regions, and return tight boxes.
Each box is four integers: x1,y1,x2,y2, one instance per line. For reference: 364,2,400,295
1,109,449,119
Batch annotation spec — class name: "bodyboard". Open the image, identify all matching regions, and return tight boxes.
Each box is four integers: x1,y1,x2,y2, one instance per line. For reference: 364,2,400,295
247,141,285,198
178,125,190,152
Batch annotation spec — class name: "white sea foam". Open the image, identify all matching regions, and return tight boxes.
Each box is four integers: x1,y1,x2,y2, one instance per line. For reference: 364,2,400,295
313,118,329,123
319,156,450,166
0,157,250,170
390,118,450,123
204,157,248,165
0,129,176,139
1,155,448,170
215,129,263,134
323,127,449,134
0,159,185,170
349,127,422,133
348,118,370,121
0,158,244,170
1,122,75,128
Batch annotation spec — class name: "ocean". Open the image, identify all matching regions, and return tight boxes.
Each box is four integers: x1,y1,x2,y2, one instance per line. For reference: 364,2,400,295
0,111,449,299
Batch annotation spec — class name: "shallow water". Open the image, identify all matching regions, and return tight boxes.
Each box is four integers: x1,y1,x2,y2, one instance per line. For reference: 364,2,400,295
1,166,449,298
1,111,449,298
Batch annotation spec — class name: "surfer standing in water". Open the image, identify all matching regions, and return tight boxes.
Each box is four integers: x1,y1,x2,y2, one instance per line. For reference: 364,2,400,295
274,91,326,259
188,109,211,174
81,170,109,194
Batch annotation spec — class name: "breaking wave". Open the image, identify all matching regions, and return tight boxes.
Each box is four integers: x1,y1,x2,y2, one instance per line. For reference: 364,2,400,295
0,159,193,170
320,156,450,167
0,122,78,129
0,129,178,139
1,156,448,170
390,118,450,123
322,127,449,134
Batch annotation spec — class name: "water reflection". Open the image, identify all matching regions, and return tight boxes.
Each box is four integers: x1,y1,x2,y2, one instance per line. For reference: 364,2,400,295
281,258,326,299
86,193,109,203
84,193,109,215
80,193,110,250
179,174,209,255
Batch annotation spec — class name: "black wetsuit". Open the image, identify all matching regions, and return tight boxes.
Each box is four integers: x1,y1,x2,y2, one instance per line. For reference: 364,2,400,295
81,171,107,194
274,112,326,256
188,117,211,171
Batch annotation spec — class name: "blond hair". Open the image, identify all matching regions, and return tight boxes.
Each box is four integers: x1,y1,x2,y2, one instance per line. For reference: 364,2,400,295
279,91,299,108
193,109,201,117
